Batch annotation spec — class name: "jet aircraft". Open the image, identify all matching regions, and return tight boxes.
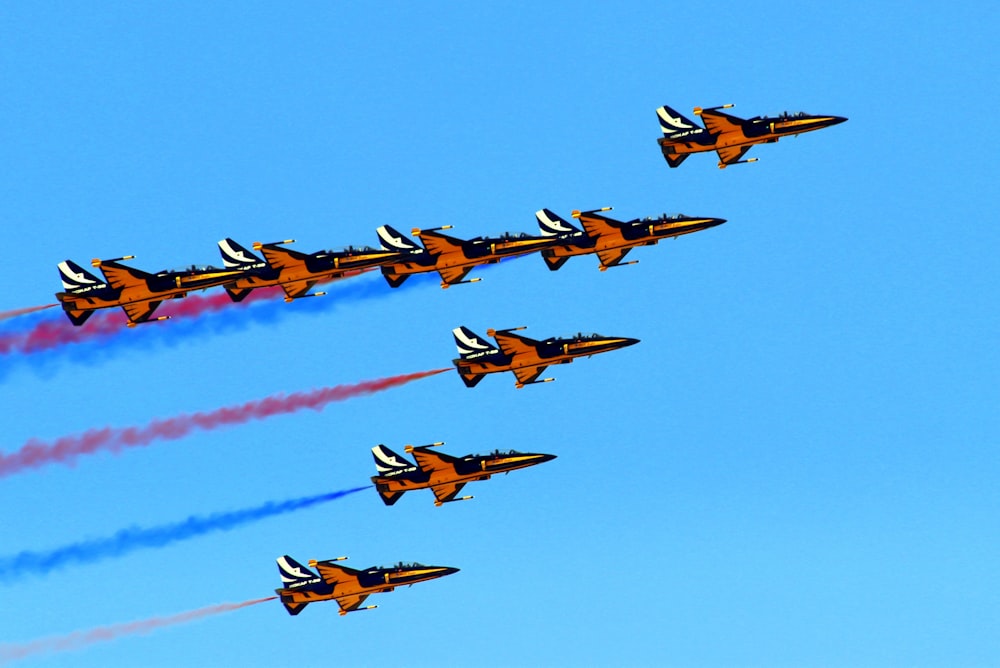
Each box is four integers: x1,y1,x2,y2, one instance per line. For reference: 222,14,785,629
452,325,639,388
216,238,397,302
274,554,458,616
375,224,556,288
535,207,725,271
55,257,245,326
656,103,847,169
371,441,556,506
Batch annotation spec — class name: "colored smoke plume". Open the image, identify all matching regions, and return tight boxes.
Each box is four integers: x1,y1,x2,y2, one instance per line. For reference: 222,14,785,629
0,288,279,355
0,303,57,323
0,597,276,665
0,486,370,581
0,368,450,477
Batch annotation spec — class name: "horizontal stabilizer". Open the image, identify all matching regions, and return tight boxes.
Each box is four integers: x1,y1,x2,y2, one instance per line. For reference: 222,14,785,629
281,600,308,616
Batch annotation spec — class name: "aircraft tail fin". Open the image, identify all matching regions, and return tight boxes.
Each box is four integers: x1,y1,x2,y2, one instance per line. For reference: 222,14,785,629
535,209,580,237
453,326,500,360
377,225,422,253
372,444,417,476
218,238,265,270
276,555,322,590
656,105,710,141
57,260,108,294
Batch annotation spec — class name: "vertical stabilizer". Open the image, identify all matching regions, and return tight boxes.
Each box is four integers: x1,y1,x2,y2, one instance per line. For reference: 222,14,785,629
535,209,580,237
57,260,107,294
452,326,500,360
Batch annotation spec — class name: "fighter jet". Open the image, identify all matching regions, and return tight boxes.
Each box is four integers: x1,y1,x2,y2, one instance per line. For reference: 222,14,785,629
535,207,725,271
656,103,847,169
452,325,639,388
371,441,556,506
216,238,398,302
374,224,556,289
55,257,245,326
274,554,458,616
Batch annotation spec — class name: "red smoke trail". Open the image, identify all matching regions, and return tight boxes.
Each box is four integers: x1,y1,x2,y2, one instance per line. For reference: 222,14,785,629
0,596,276,664
6,288,280,355
3,269,370,356
0,303,57,322
0,368,451,477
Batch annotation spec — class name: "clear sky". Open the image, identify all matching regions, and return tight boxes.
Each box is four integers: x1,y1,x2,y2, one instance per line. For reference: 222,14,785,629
1,2,998,666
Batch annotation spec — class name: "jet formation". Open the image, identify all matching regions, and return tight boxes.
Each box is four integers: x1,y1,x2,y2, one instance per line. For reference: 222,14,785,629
54,204,724,326
371,442,556,506
453,325,639,388
656,103,847,169
275,554,458,616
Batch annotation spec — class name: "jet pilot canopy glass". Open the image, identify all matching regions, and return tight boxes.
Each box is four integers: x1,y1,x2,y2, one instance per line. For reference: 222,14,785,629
378,561,426,570
643,214,686,221
475,449,522,457
166,264,221,273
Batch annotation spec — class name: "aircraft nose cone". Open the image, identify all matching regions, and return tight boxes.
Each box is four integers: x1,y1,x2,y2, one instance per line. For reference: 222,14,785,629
439,567,460,577
829,115,848,126
707,217,727,229
619,337,640,349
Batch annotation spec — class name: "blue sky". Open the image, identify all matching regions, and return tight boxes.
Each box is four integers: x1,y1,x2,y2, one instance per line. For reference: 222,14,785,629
1,2,998,666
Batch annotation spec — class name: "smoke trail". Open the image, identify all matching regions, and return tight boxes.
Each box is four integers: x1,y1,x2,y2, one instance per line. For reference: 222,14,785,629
0,597,276,665
0,486,369,582
0,272,439,375
0,368,450,477
1,286,280,355
0,303,57,323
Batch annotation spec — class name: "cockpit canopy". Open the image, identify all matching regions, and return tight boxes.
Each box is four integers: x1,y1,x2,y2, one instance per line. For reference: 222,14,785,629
642,213,686,222
319,245,380,256
164,264,222,273
475,449,522,457
377,561,426,570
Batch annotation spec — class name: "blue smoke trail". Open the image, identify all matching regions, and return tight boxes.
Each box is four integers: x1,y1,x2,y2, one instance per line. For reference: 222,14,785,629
0,485,370,582
0,272,439,380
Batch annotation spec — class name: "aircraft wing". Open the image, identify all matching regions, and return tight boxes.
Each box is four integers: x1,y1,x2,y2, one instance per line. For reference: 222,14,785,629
121,300,163,324
512,365,548,386
97,263,149,291
698,109,743,135
716,145,752,165
410,449,459,474
335,593,371,614
417,231,464,256
279,279,319,299
430,482,467,504
437,266,473,285
492,331,539,358
314,561,359,587
596,248,632,268
577,213,621,240
259,245,308,272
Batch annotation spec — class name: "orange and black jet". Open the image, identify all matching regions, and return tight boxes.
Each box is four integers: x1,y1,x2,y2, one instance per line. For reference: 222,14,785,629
374,224,556,289
371,442,556,506
656,103,847,169
55,257,244,326
274,554,458,616
216,238,399,302
452,325,639,388
535,207,725,271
